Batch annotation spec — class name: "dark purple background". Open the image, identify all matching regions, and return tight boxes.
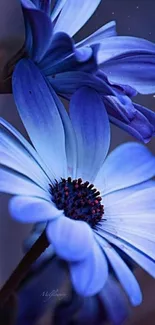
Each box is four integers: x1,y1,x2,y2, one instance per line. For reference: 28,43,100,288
0,1,155,324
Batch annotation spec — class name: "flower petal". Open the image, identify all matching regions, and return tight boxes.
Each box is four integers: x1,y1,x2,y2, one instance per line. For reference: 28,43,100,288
0,168,49,198
95,142,155,195
39,32,94,76
51,0,68,21
22,4,53,62
96,229,155,278
133,103,155,136
49,71,115,96
0,118,49,189
53,0,101,36
70,240,108,296
69,87,110,181
12,59,67,180
97,36,155,64
96,235,142,306
77,21,117,48
47,84,77,178
47,217,94,262
9,196,61,223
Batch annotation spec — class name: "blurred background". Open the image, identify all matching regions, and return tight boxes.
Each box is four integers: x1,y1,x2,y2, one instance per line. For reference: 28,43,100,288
0,0,155,324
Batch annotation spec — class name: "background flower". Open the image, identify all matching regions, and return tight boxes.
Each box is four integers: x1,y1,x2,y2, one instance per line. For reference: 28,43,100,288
8,0,155,142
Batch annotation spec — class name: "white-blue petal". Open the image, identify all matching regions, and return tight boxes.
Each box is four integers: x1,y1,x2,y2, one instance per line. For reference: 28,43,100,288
51,0,68,21
53,0,101,37
9,196,61,223
0,169,49,199
96,234,142,306
95,142,155,195
97,228,155,278
47,217,94,262
69,87,110,182
70,240,108,296
12,59,67,180
77,21,117,48
0,118,49,189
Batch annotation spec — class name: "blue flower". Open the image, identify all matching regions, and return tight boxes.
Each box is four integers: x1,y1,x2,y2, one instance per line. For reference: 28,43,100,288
11,0,155,142
1,60,155,304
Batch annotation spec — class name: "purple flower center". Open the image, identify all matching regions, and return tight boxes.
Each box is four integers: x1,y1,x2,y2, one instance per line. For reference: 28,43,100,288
50,177,104,228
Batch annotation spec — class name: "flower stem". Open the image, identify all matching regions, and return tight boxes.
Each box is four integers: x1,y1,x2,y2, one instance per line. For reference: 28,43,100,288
0,230,49,306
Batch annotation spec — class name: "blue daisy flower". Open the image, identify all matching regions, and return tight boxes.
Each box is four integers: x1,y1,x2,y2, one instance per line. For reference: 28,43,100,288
10,0,155,142
1,61,155,304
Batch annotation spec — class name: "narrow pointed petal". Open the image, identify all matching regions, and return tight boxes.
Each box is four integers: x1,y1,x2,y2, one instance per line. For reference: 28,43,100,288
96,235,142,306
12,59,67,180
22,4,53,62
49,71,115,97
47,217,94,261
51,0,68,21
97,229,155,278
95,142,155,195
97,36,155,64
69,87,110,181
77,21,117,48
48,84,77,178
0,119,49,189
9,196,61,223
70,241,108,296
0,168,49,198
53,0,101,36
0,118,52,180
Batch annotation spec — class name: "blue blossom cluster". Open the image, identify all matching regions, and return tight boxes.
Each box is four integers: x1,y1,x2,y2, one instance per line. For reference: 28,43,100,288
0,1,155,324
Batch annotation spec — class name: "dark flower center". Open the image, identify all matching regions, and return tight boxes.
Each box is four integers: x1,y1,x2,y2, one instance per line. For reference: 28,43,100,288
50,177,104,228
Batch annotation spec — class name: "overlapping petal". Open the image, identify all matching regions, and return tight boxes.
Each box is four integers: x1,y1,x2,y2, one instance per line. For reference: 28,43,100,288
95,142,155,195
9,196,61,223
47,217,94,262
70,240,108,296
70,87,110,181
0,118,49,189
77,21,117,47
96,235,142,306
22,2,53,62
53,0,101,37
12,59,67,180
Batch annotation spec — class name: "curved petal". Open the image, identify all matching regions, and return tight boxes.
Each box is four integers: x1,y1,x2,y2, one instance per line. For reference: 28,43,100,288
69,87,110,182
47,84,77,178
22,5,53,62
47,217,94,262
109,114,154,143
96,228,155,278
9,196,61,223
96,235,142,306
95,142,155,195
48,71,115,96
51,0,68,21
0,119,49,189
103,94,136,123
97,36,155,64
0,168,49,198
12,59,67,180
53,0,101,37
77,21,117,48
133,103,155,135
39,32,94,76
70,240,108,296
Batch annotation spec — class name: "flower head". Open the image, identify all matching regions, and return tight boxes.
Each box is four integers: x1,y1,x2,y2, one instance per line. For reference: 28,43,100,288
10,0,155,142
1,61,155,304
